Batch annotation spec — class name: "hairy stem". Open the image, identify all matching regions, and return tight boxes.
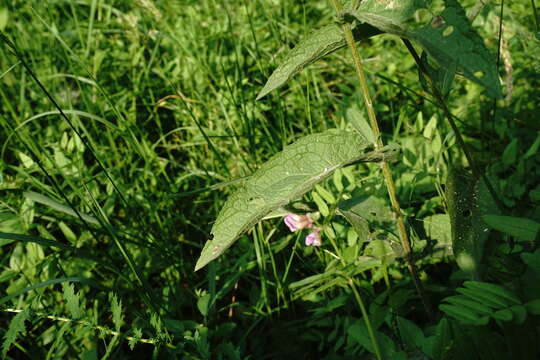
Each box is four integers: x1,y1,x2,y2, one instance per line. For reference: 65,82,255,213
330,0,434,321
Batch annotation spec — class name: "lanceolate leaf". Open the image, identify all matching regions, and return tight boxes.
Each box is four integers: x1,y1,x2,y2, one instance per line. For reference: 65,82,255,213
195,130,398,271
256,23,381,100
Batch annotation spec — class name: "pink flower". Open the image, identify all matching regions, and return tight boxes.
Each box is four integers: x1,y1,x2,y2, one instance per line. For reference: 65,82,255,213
305,227,322,247
284,213,313,232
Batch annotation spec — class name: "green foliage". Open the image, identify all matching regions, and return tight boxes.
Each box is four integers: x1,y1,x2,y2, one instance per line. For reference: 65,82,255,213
195,130,397,270
0,0,538,358
2,310,28,357
342,0,427,36
484,215,540,244
440,281,526,326
445,167,498,279
411,0,503,98
63,283,84,320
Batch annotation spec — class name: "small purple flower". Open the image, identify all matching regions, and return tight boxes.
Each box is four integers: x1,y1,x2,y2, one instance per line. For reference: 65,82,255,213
305,227,322,247
284,213,313,232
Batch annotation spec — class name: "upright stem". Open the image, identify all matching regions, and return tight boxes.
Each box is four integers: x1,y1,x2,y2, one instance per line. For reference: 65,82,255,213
327,230,382,360
330,0,434,321
349,279,383,360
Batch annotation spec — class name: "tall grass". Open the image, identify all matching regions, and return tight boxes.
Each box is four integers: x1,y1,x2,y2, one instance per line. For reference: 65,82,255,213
1,0,539,358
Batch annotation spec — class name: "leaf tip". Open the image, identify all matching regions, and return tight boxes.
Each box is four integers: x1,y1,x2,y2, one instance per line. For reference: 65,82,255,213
255,88,268,101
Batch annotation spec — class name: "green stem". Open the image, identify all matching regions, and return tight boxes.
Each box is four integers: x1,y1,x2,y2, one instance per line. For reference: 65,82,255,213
326,229,382,360
349,279,383,359
330,0,434,321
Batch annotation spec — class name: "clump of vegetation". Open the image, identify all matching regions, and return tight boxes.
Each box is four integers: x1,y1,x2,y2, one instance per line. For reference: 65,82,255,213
1,0,539,358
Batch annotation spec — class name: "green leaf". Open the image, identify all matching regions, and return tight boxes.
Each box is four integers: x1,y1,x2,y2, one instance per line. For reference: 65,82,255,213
346,107,376,143
348,322,398,359
443,295,493,316
109,293,123,332
337,208,370,242
256,24,343,100
63,283,83,319
445,167,498,279
197,292,212,317
256,23,381,100
338,194,394,223
509,305,527,324
0,232,73,250
24,191,99,225
456,287,507,310
2,310,28,357
342,0,427,36
423,214,452,257
422,318,454,359
0,8,8,32
464,281,521,306
195,130,396,271
440,303,489,325
418,50,456,98
0,276,88,306
492,309,513,322
344,0,501,98
410,0,502,98
397,316,426,352
484,215,540,244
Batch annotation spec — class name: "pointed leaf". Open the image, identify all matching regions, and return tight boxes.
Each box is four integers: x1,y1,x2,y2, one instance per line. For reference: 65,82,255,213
24,191,99,225
195,130,398,271
256,23,381,100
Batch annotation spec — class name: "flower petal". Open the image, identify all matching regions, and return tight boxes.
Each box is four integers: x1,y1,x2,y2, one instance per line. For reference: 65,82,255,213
284,213,313,232
305,227,322,246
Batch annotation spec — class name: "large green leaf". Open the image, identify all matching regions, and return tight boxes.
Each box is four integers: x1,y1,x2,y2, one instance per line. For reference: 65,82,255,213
341,0,502,98
195,130,398,271
410,0,502,98
256,23,381,100
445,167,498,279
342,0,427,36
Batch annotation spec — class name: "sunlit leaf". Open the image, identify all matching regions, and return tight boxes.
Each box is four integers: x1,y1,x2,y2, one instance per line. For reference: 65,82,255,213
411,0,502,98
256,23,381,100
342,0,427,36
195,130,399,271
342,0,502,98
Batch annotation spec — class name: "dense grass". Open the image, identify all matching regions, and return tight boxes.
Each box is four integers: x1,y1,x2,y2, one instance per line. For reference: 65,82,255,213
1,0,539,359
